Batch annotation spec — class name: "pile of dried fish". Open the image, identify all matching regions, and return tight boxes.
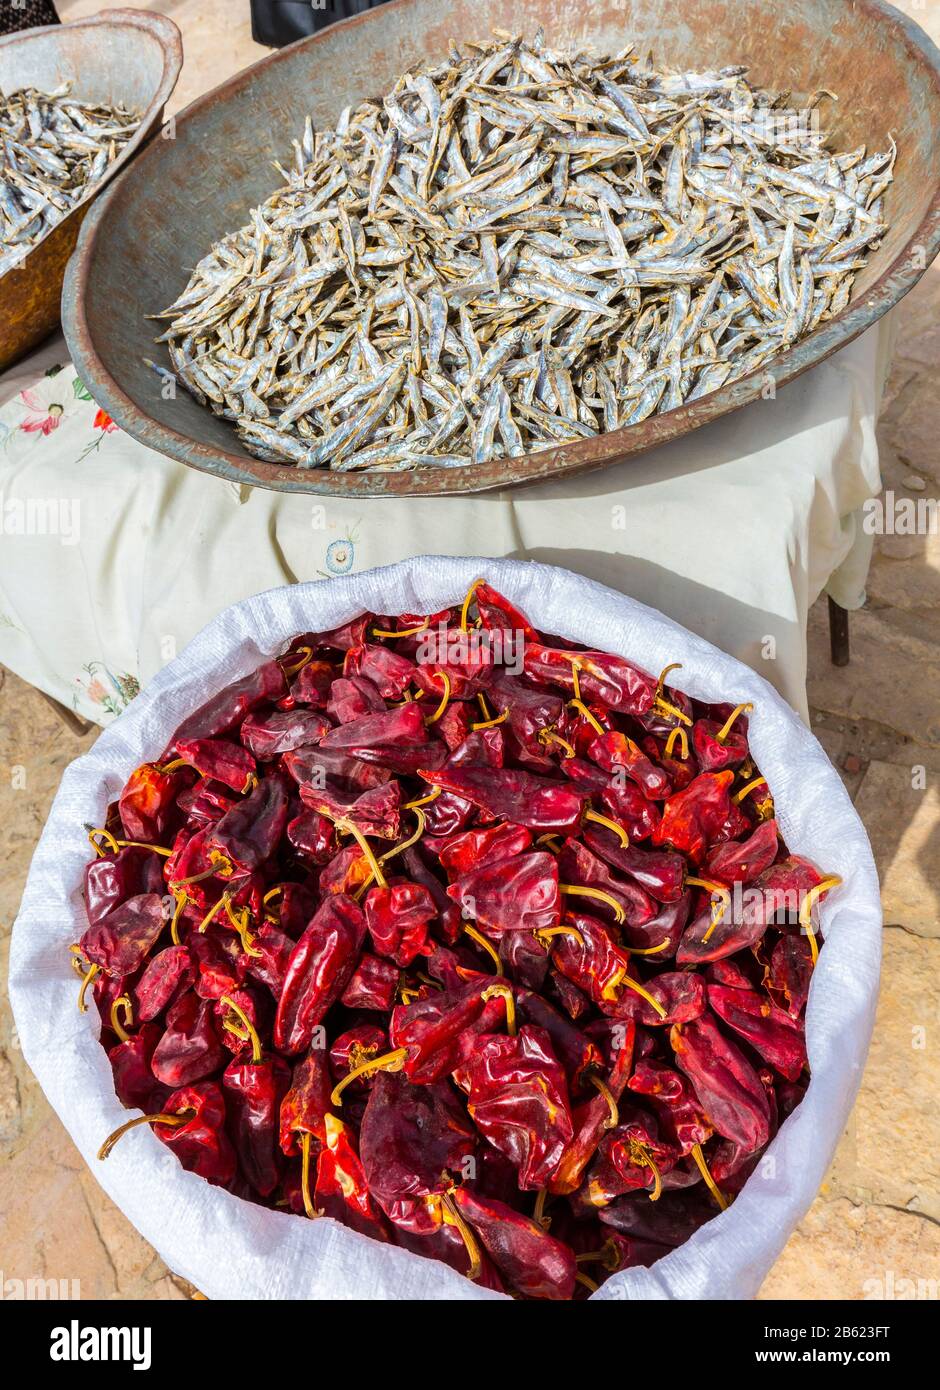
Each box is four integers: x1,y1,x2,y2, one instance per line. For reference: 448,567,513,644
154,30,895,473
0,83,141,276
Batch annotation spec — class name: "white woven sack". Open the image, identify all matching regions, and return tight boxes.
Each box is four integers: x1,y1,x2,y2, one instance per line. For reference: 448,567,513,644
10,556,882,1300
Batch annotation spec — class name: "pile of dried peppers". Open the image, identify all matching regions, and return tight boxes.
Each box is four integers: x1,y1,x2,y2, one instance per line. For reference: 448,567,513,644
74,579,840,1299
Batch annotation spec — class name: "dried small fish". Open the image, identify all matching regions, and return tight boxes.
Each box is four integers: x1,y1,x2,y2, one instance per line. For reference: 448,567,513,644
156,33,894,472
0,84,141,276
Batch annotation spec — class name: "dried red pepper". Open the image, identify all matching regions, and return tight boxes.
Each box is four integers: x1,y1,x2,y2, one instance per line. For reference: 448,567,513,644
81,579,838,1299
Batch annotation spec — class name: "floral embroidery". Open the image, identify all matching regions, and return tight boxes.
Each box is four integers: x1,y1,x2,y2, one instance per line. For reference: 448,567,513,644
93,408,117,433
18,380,71,435
75,661,140,719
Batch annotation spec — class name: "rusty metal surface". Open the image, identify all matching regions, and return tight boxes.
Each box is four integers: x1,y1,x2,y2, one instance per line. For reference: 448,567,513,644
63,0,940,498
0,8,182,372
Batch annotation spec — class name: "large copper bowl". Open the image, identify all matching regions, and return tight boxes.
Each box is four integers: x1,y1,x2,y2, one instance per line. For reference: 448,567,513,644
0,8,182,371
63,0,940,496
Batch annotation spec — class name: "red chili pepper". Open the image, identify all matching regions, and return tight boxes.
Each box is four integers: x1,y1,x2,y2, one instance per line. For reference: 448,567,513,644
365,880,436,966
706,983,807,1080
174,738,257,794
360,1070,477,1207
220,996,291,1196
327,674,386,723
274,893,366,1055
676,855,828,966
430,822,532,878
340,952,399,1011
286,810,337,866
704,819,778,883
557,838,657,928
279,1047,332,1155
383,978,513,1085
80,894,166,977
627,1059,713,1154
314,1114,389,1239
765,932,813,1019
587,730,671,799
151,990,227,1087
321,702,447,774
582,824,686,902
239,708,331,760
84,846,166,926
419,766,586,835
523,643,658,717
549,1017,635,1196
614,971,707,1027
453,1025,574,1190
290,659,335,707
473,580,540,642
670,1013,772,1151
449,1185,577,1300
652,771,735,862
446,851,560,938
345,643,417,698
207,774,291,872
118,763,184,844
168,661,288,748
133,944,194,1022
108,1022,168,1112
296,778,401,841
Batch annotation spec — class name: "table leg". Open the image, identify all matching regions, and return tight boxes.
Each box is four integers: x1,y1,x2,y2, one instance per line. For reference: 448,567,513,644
827,595,850,667
38,690,94,737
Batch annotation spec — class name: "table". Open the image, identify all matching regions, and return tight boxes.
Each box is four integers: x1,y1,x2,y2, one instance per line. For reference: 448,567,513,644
0,319,892,727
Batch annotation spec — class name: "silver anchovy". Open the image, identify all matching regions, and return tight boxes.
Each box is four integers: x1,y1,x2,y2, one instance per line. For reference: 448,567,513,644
155,32,894,472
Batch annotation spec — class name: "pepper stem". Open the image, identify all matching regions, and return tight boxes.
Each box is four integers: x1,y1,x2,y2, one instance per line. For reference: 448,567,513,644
577,1239,620,1272
98,1107,194,1161
168,889,187,945
223,897,263,959
279,645,314,678
691,1142,728,1210
87,826,120,857
197,894,228,934
653,663,691,726
300,1131,320,1219
371,621,429,639
329,1047,408,1107
533,1187,551,1229
159,757,189,774
442,1190,482,1281
575,1271,600,1293
716,703,752,744
378,806,427,869
687,878,732,945
470,707,509,732
563,655,583,703
110,995,134,1043
538,727,576,759
664,726,689,760
537,924,585,947
459,577,485,632
425,671,452,725
568,698,604,736
799,876,842,967
327,813,387,889
481,981,516,1036
559,882,625,925
587,1072,619,1130
463,924,503,975
626,938,671,956
582,809,629,848
611,968,668,1020
220,994,262,1063
630,1140,662,1200
733,775,767,805
77,960,99,1013
404,786,441,810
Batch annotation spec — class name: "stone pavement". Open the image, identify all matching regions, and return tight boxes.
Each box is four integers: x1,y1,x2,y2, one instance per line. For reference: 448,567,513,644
1,0,937,1302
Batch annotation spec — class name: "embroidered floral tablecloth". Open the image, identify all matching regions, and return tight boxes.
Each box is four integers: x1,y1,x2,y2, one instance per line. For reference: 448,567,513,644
0,319,892,726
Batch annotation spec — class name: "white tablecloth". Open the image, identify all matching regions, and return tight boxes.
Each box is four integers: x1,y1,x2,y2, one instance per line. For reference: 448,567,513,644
0,320,892,725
